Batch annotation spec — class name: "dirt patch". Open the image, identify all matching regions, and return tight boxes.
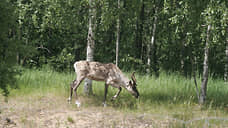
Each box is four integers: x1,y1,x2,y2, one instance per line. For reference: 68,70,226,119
0,95,162,128
2,95,227,128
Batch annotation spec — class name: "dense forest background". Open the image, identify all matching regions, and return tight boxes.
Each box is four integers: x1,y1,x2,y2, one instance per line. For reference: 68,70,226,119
1,0,228,95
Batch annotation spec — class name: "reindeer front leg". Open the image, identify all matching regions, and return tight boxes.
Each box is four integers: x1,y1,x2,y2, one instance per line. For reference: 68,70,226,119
111,87,122,101
68,77,85,107
68,80,76,102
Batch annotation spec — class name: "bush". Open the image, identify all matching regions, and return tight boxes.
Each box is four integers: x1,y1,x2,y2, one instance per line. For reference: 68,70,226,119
0,0,18,96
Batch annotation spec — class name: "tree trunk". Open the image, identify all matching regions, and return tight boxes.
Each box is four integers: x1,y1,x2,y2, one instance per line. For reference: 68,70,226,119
17,27,21,65
116,0,120,66
147,7,158,76
192,56,200,100
135,1,144,59
84,0,96,95
224,27,228,82
199,25,211,104
180,40,185,74
147,42,151,73
180,39,188,77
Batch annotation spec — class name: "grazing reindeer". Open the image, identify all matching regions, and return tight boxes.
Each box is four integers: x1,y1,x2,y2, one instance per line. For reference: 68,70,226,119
68,61,139,106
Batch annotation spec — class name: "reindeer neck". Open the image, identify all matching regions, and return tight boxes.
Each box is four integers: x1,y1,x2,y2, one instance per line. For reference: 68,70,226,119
119,73,130,87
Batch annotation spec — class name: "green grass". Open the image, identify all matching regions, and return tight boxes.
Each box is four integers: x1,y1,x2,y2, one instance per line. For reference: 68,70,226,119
9,67,228,108
4,67,228,127
67,116,74,123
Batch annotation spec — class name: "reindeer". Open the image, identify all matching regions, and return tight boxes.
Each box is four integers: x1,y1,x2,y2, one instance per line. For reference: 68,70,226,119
68,61,139,107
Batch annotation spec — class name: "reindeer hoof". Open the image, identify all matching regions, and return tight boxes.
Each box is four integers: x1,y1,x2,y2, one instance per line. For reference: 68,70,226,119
102,102,107,107
110,98,115,101
67,97,72,103
75,100,81,107
67,97,71,101
111,96,117,101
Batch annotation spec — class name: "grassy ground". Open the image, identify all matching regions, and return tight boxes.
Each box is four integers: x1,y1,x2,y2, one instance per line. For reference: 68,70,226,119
1,67,228,127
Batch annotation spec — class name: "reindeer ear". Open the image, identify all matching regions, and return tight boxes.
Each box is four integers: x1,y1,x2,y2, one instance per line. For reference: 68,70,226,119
129,80,133,86
127,80,131,86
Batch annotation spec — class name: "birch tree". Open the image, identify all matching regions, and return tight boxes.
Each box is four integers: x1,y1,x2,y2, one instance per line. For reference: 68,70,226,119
147,6,158,76
116,0,120,66
199,24,211,104
225,27,228,82
223,7,228,81
84,0,96,95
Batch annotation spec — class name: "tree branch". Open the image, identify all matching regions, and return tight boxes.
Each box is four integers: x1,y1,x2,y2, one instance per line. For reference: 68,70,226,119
36,45,51,53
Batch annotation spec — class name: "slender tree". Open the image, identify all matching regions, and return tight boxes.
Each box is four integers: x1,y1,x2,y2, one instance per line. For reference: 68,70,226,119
84,0,96,95
147,7,158,76
224,0,228,82
116,0,120,66
224,27,228,82
199,24,211,104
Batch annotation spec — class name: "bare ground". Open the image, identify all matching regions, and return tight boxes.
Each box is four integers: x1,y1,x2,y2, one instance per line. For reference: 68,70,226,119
0,94,172,128
0,94,227,128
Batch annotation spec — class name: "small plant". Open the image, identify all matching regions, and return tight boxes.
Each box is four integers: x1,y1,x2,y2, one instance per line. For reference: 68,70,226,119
20,117,27,124
67,116,74,123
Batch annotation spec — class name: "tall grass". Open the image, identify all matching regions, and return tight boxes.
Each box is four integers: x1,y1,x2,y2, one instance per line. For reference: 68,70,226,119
9,67,228,110
11,67,74,96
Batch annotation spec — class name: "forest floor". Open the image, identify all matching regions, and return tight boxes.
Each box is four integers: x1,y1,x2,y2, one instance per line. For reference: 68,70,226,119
0,94,173,128
0,93,228,128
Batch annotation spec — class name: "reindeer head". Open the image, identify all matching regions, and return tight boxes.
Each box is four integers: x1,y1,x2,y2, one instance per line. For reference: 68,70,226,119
126,72,139,98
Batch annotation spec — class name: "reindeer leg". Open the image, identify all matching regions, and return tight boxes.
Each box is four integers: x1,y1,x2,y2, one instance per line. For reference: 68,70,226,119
68,80,76,103
103,83,109,107
111,87,122,101
73,78,84,107
71,77,84,107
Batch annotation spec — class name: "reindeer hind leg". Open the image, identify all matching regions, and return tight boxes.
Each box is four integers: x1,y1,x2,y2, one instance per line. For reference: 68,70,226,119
103,83,109,107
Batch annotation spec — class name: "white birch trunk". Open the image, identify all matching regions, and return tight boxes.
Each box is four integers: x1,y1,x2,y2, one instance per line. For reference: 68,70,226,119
84,0,96,95
147,44,151,73
116,0,120,66
199,25,211,104
224,27,228,82
180,41,185,72
147,7,157,74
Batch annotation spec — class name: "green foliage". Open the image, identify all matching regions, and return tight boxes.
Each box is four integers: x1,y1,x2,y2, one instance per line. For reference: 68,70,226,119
14,0,87,69
49,48,74,72
2,0,227,82
0,0,18,96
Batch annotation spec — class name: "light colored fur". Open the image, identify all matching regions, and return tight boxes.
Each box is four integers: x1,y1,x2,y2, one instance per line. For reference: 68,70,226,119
69,61,139,107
